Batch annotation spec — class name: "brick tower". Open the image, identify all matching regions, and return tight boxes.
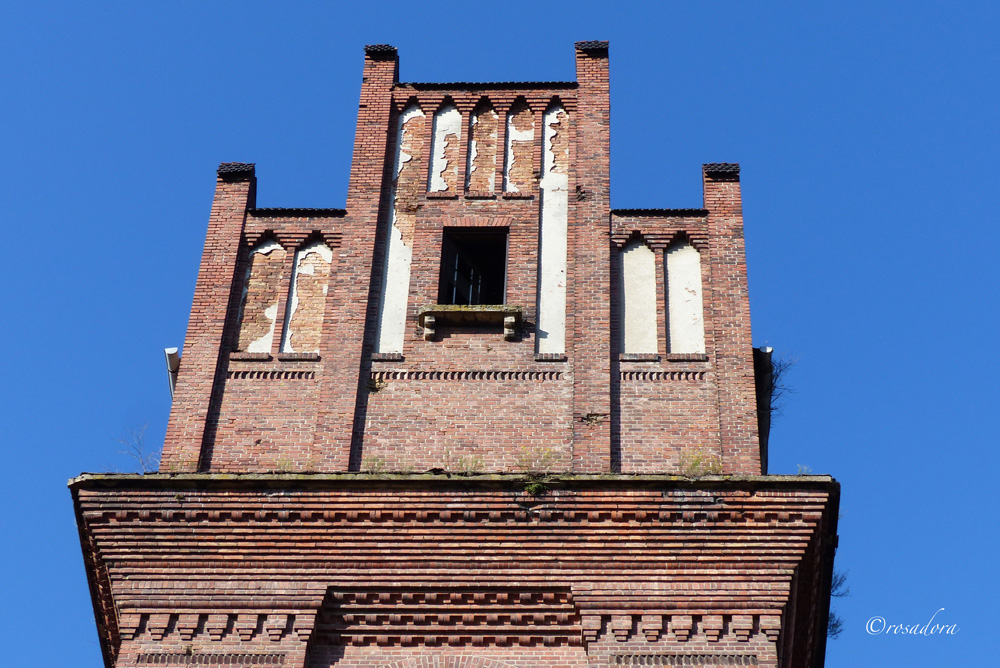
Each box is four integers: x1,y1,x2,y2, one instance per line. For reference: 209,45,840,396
72,42,839,668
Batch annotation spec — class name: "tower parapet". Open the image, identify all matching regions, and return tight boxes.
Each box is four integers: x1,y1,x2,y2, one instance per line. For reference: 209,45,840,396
73,43,839,668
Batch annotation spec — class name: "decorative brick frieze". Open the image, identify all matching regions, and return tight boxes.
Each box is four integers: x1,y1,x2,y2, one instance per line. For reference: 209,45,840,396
585,613,774,646
177,613,200,641
759,616,781,643
620,371,706,381
73,475,835,663
640,615,664,642
226,369,316,380
312,586,580,647
371,370,563,382
669,616,693,643
119,611,308,644
610,655,758,666
134,653,287,666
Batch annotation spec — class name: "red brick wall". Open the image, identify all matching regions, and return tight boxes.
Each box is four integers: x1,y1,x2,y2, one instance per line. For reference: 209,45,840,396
160,43,762,477
72,475,838,668
161,165,255,473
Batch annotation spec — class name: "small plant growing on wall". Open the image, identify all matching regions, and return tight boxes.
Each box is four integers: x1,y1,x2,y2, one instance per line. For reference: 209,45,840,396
523,481,549,497
515,446,558,496
362,455,387,474
514,445,556,477
678,448,723,477
454,453,484,476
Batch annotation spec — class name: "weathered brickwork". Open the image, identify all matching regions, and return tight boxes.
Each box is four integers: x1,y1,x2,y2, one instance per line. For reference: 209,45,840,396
72,476,839,668
76,42,840,668
466,100,499,194
237,240,287,353
283,241,334,354
503,100,535,194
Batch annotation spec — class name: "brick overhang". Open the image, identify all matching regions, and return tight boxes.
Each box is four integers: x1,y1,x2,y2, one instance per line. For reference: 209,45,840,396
71,474,838,668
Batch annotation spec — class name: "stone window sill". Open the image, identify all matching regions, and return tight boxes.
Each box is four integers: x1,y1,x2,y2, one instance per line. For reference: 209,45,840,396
230,352,272,361
230,352,322,362
372,352,404,362
277,352,321,361
665,353,709,362
619,353,660,362
535,353,568,362
417,305,523,341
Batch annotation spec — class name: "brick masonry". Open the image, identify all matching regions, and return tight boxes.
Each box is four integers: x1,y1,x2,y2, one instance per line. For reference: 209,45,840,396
157,41,765,477
74,42,840,668
72,475,839,668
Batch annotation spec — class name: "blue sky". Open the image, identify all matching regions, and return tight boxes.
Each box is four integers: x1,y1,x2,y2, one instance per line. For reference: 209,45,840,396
2,2,998,666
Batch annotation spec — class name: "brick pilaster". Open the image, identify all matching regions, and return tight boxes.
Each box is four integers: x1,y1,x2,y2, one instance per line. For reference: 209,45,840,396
312,45,399,469
703,163,761,473
570,41,612,472
161,163,255,471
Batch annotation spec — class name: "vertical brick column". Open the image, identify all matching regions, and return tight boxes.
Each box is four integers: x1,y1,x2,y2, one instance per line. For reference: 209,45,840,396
570,41,612,472
311,45,399,470
703,163,761,473
161,163,255,472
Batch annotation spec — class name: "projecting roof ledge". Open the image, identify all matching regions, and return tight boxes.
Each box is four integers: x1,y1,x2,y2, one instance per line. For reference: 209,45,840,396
69,472,838,491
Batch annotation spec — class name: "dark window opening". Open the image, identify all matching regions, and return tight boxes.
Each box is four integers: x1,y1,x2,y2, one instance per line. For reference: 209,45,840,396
438,228,508,305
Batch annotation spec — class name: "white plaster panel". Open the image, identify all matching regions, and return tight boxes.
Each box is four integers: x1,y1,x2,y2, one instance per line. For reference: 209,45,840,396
240,239,284,354
428,104,461,192
666,242,706,353
247,304,279,353
376,104,424,354
537,105,568,354
465,107,498,191
620,241,658,354
503,110,534,193
280,240,333,353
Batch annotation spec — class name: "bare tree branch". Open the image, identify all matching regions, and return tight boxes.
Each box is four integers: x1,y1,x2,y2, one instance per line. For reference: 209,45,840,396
116,423,160,474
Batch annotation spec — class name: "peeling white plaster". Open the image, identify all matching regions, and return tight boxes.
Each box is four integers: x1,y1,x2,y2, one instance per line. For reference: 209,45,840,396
466,108,498,191
536,105,568,354
252,239,283,256
620,241,658,354
280,241,332,353
503,110,534,193
248,303,279,353
376,224,412,353
235,239,285,353
429,105,461,192
376,104,424,354
666,242,706,353
395,105,425,177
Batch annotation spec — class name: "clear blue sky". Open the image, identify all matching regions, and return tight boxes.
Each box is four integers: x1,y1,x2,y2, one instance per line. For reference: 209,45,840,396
1,2,997,666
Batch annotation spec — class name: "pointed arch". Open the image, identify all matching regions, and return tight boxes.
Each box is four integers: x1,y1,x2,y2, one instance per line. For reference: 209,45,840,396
619,236,658,354
376,101,426,354
503,97,535,193
536,99,570,355
428,99,462,193
666,240,706,353
280,237,333,354
466,97,499,193
236,236,287,354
